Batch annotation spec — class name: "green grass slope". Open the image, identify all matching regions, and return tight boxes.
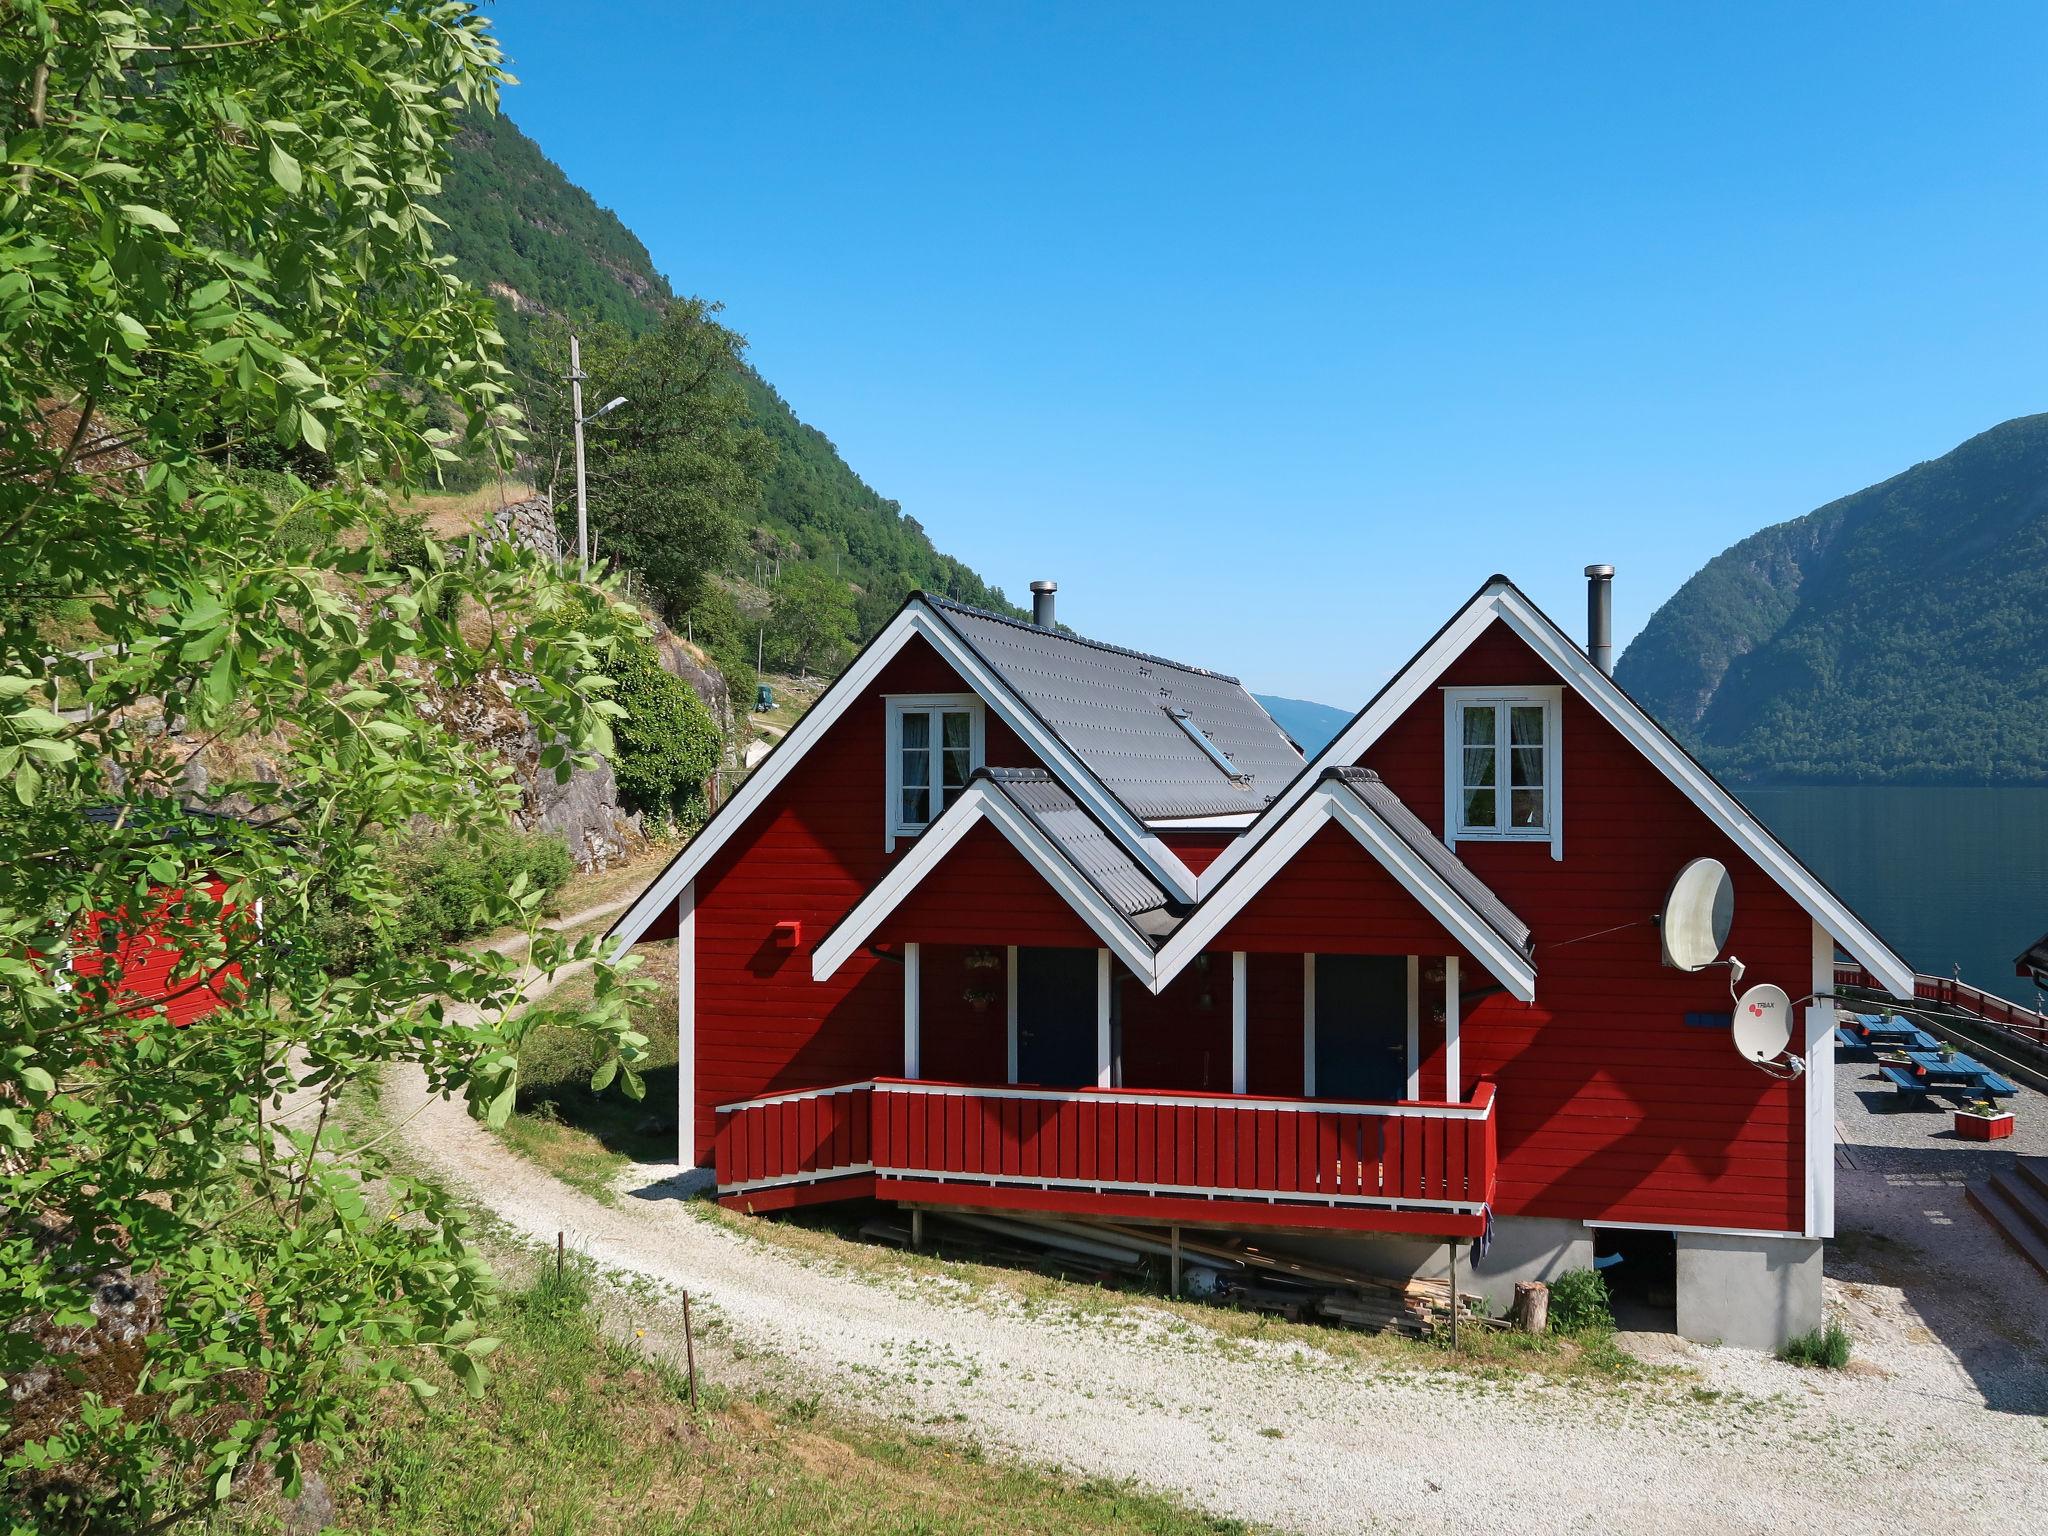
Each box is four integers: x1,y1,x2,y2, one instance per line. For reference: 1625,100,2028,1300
434,110,1021,619
1616,414,2048,783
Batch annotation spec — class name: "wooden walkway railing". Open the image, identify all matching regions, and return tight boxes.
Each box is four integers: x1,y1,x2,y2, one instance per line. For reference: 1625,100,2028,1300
1835,963,2048,1049
715,1078,1497,1231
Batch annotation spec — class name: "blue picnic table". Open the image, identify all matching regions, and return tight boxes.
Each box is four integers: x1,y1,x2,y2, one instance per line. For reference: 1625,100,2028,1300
1877,1048,2018,1101
1835,1012,1942,1055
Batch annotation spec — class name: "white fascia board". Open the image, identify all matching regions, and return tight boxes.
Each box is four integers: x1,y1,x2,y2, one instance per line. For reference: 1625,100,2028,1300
811,784,1160,983
1483,586,1915,999
1320,792,1537,1002
812,794,990,979
914,610,1197,903
1194,594,1504,899
607,600,1197,961
1192,579,1911,999
1151,796,1333,985
1148,812,1258,831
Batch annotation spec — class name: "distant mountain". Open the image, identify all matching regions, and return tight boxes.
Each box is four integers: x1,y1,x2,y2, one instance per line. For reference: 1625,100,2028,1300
1254,694,1353,757
1617,415,2048,784
432,110,1023,620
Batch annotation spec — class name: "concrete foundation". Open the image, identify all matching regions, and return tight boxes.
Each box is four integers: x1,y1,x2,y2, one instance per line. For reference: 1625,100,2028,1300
1674,1231,1823,1351
1464,1216,1597,1311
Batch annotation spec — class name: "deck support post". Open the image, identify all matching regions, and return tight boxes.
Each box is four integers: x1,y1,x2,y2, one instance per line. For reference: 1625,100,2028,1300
1171,1225,1182,1296
910,1208,924,1250
1097,948,1113,1088
904,942,921,1080
1231,952,1248,1094
1444,954,1461,1103
1449,1238,1461,1350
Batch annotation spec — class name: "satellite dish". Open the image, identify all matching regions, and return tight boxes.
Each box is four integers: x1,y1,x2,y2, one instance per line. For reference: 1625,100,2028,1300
1732,984,1793,1063
1660,858,1734,971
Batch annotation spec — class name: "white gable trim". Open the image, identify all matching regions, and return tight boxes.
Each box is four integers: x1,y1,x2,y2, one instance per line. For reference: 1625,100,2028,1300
1194,582,1912,998
1152,784,1538,1001
607,602,1198,961
811,782,1161,983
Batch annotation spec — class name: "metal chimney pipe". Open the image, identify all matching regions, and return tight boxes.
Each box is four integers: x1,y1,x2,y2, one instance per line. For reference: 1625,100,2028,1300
1585,564,1615,675
1030,579,1057,628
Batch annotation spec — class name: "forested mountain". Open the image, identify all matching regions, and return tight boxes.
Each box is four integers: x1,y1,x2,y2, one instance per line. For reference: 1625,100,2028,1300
1617,414,2048,784
433,110,1023,621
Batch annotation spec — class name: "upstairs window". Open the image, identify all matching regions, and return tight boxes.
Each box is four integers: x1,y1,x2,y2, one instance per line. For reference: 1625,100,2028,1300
887,694,985,844
1442,687,1562,857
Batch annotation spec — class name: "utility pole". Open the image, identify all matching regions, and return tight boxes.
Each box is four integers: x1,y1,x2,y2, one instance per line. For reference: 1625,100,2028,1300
567,335,628,581
569,334,588,577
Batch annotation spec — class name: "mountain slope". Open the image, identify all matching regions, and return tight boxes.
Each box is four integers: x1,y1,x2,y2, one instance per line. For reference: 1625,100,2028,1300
1254,694,1353,757
1617,414,2048,783
433,110,1021,618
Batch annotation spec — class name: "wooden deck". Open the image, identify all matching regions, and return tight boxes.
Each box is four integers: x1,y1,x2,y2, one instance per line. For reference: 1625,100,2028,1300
714,1077,1498,1237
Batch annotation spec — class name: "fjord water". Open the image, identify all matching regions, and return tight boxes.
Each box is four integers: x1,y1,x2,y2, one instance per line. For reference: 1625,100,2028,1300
1741,786,2048,1008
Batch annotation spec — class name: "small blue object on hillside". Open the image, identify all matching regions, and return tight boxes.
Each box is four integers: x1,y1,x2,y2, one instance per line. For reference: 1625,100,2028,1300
755,683,773,712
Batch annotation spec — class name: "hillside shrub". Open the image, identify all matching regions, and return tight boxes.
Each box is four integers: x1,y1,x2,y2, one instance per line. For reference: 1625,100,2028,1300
1547,1268,1615,1336
1777,1322,1852,1369
609,632,721,816
307,827,575,971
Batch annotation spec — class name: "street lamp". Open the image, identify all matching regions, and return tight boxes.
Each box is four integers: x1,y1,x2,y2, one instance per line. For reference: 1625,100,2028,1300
567,332,628,577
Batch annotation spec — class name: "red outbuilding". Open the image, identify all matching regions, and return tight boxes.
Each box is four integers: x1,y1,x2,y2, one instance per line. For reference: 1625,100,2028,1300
607,571,1914,1348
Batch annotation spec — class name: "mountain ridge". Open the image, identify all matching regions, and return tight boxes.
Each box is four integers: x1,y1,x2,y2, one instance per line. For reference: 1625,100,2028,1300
432,109,1023,621
1617,413,2048,784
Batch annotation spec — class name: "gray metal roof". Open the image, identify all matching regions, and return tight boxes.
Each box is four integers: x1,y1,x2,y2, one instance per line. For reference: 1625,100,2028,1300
1322,767,1535,960
980,769,1179,928
929,598,1304,821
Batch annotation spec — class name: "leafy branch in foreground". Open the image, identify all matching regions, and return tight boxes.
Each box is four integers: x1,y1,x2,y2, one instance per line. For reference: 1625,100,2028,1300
1,4,651,1528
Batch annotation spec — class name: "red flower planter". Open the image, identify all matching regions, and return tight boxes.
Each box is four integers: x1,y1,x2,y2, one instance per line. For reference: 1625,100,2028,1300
1954,1111,2015,1141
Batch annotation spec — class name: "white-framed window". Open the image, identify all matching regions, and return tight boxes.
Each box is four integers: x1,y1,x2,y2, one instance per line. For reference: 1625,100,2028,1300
1442,686,1562,858
886,693,986,846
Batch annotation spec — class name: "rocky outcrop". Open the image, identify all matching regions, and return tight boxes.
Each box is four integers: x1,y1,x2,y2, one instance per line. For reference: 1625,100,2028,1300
490,494,560,563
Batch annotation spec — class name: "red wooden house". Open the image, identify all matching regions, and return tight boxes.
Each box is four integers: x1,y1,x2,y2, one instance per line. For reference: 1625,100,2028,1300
607,571,1913,1348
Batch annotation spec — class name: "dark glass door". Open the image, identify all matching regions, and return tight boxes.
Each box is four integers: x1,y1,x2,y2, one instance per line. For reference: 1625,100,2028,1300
1314,954,1409,1100
1016,947,1099,1087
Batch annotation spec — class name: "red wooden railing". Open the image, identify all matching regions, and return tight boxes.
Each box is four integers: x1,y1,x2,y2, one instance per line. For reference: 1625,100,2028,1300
715,1078,1498,1224
1835,963,2048,1049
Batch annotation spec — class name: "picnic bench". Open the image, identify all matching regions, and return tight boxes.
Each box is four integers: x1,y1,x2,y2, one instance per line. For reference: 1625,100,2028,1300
1835,1011,1941,1055
1876,1047,2018,1102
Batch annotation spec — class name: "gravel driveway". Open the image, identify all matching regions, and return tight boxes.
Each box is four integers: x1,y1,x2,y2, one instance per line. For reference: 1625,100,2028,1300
384,1012,2048,1536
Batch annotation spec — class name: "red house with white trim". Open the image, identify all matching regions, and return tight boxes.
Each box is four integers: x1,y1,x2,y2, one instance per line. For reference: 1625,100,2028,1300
607,572,1913,1348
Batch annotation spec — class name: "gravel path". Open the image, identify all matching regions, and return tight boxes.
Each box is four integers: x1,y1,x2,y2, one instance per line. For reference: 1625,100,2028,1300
386,1026,2048,1536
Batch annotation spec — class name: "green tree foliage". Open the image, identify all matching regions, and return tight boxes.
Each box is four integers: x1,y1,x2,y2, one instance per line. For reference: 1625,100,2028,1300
765,564,860,676
0,5,651,1525
428,111,1029,638
524,303,774,618
608,632,721,816
304,828,576,973
1618,414,2048,784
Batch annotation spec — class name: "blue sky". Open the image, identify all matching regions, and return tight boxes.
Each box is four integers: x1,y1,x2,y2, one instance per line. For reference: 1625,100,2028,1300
483,2,2046,706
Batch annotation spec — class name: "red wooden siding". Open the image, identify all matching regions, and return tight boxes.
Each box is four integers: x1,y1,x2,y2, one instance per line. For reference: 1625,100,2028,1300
915,945,1010,1085
1158,831,1234,873
691,637,1046,1163
1212,822,1475,963
1119,959,1231,1092
876,821,1101,948
1357,619,1812,1232
68,881,244,1027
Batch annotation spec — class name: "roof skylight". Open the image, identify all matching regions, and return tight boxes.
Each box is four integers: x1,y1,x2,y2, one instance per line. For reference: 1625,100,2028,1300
1167,708,1251,785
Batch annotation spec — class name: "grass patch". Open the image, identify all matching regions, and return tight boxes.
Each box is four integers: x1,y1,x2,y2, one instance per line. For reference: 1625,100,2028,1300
210,1262,1255,1536
497,947,679,1202
1777,1322,1852,1369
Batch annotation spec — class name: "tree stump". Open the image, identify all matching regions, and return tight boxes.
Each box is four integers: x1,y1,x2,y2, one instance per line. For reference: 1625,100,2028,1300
1513,1280,1550,1334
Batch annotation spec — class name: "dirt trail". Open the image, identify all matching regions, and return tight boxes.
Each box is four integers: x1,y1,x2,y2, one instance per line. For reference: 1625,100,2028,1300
387,1023,2048,1536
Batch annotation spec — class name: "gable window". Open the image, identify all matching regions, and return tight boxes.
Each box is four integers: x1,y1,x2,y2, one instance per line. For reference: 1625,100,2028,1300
887,694,985,846
1442,687,1562,858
